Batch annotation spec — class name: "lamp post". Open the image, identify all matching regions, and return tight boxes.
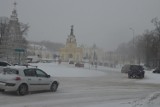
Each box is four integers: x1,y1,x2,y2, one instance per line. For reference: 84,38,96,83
129,28,135,64
129,28,135,47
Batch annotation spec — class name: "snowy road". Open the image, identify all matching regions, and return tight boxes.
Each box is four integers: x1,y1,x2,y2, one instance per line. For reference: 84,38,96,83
0,63,160,107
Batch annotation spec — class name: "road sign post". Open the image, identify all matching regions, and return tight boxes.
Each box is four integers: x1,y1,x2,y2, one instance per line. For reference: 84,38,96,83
14,48,25,65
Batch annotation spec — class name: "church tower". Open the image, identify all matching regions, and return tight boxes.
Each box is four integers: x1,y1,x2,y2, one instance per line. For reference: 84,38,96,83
10,2,18,21
59,25,83,62
66,25,77,48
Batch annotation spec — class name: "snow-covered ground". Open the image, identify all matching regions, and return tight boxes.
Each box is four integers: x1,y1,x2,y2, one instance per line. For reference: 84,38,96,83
135,70,160,84
31,62,107,77
132,92,160,107
0,62,160,107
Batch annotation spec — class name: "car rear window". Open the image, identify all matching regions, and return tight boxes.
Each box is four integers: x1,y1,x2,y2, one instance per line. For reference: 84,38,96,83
3,68,19,74
130,65,143,70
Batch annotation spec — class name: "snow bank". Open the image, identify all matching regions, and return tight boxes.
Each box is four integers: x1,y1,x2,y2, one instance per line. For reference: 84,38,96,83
132,92,160,107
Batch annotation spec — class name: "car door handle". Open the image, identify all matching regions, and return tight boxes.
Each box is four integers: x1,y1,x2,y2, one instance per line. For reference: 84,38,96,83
28,78,31,80
39,79,42,80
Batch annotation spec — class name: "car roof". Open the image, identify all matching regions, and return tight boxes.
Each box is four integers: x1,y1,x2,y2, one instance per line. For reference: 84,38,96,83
130,65,142,67
4,66,25,70
123,64,130,67
4,66,37,71
123,64,142,67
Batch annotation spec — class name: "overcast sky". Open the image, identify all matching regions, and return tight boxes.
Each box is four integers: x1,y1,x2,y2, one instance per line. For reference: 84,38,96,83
0,0,160,51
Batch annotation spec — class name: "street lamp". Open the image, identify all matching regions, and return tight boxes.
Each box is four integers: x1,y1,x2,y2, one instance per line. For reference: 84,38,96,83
129,27,135,64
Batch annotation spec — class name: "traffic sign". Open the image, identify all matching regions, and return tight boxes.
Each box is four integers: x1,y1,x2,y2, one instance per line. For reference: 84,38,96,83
14,48,25,52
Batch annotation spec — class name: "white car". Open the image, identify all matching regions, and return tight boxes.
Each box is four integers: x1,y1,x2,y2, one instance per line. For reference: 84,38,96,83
0,66,59,95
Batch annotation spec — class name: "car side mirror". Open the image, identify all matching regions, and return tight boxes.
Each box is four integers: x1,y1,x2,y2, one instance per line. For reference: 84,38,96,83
46,75,50,78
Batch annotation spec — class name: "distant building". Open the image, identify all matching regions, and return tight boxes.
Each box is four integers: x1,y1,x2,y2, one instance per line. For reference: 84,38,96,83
59,26,83,62
27,43,53,62
81,44,106,65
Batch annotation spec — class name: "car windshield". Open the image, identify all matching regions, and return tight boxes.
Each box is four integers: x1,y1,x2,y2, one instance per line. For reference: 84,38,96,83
3,68,19,74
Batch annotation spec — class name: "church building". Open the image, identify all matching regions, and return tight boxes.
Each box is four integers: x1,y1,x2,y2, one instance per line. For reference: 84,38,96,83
0,2,28,64
59,26,83,62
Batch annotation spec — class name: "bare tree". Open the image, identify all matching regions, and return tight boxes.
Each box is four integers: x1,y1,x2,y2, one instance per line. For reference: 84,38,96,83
151,17,160,35
115,18,160,68
0,17,9,59
151,17,160,67
0,17,29,64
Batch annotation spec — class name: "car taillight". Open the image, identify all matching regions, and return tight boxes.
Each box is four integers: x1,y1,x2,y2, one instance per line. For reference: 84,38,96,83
15,77,21,81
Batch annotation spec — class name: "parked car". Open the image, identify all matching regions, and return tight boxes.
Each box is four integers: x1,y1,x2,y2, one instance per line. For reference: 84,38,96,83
153,67,160,73
0,61,11,73
121,64,130,73
69,61,74,64
75,62,84,67
128,65,145,79
0,66,59,95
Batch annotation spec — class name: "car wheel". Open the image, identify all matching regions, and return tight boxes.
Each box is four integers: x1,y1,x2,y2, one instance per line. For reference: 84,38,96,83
128,75,131,79
17,84,28,96
50,82,58,92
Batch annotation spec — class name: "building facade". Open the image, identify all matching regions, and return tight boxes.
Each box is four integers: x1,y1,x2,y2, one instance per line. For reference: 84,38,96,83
59,26,83,62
